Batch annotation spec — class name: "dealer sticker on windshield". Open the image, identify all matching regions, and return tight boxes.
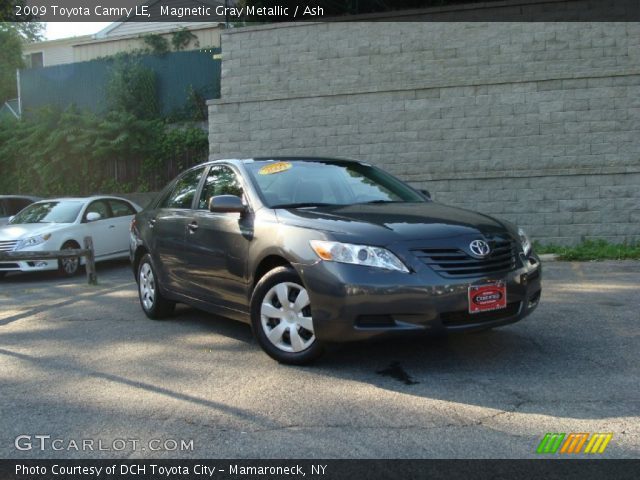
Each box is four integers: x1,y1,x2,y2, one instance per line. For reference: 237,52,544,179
468,282,507,313
258,161,292,175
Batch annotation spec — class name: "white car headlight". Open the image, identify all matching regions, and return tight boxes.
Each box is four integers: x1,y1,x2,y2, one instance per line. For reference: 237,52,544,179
310,240,409,273
15,234,51,250
518,228,531,256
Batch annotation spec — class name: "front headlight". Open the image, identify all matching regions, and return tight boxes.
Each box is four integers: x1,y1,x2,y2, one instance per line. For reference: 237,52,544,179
518,228,531,256
15,234,51,250
309,240,409,272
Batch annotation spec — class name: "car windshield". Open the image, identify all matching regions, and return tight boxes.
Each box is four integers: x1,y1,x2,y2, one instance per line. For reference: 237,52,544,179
9,201,83,224
245,160,426,208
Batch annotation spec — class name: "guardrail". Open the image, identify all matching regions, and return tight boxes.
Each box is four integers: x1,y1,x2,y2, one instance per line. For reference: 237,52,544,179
0,236,97,285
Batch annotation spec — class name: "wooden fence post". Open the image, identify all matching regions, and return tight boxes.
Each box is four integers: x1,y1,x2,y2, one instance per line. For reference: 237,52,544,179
84,236,97,285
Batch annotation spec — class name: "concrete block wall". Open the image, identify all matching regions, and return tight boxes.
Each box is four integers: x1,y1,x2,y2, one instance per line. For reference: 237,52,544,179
208,22,640,245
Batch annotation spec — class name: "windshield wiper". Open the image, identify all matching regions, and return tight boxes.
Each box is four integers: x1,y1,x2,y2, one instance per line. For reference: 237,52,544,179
357,200,404,204
271,202,336,209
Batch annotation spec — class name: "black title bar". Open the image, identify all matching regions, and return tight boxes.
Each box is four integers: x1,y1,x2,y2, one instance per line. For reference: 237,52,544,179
5,0,640,22
1,459,640,480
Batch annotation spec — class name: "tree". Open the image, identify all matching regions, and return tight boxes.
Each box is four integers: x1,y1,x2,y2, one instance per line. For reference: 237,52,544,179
0,7,44,102
0,27,23,102
1,0,44,41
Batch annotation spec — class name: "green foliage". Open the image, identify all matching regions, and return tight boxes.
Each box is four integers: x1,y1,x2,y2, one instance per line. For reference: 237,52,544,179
105,58,159,120
0,27,23,102
0,106,208,196
0,19,43,102
0,40,209,196
142,33,170,55
166,85,208,122
171,28,199,51
534,240,640,261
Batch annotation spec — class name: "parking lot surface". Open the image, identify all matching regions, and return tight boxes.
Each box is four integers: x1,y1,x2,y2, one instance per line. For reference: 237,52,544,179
0,260,638,458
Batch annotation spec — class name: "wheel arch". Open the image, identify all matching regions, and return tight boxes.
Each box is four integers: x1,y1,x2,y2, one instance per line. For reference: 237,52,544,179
60,237,81,249
251,254,294,297
132,245,149,280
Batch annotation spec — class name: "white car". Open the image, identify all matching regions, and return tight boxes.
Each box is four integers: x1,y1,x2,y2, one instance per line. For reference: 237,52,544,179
0,196,141,278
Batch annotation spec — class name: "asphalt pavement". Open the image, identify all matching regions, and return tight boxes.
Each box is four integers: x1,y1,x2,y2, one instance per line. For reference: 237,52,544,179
0,260,638,459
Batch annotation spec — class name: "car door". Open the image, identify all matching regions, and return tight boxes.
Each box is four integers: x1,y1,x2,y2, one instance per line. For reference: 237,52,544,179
150,167,205,294
83,200,113,257
106,199,137,257
182,164,253,312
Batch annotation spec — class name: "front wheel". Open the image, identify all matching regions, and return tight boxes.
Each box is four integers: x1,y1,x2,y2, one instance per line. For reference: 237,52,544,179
58,241,80,277
251,266,324,365
138,253,175,319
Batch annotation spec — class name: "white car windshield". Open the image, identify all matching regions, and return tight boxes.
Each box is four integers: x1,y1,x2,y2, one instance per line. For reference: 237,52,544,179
9,201,83,224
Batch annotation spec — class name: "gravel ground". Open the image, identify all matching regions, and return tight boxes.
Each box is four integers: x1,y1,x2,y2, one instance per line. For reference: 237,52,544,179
0,260,638,459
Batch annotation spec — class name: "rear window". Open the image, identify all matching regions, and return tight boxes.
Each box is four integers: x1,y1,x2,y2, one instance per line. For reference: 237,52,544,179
109,199,136,217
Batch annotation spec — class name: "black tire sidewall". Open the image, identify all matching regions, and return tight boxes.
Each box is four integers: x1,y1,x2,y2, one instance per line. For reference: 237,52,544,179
250,266,324,365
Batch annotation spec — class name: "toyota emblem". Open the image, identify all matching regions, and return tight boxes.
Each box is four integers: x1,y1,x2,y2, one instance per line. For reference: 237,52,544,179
469,239,491,257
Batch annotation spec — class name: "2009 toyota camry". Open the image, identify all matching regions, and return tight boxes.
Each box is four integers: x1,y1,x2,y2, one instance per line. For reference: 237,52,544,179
130,157,541,364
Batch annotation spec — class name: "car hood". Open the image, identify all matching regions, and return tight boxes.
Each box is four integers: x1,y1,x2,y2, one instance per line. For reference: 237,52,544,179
0,223,71,241
276,202,511,243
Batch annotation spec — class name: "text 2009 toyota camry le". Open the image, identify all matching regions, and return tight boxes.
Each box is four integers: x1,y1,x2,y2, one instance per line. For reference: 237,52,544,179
130,158,541,364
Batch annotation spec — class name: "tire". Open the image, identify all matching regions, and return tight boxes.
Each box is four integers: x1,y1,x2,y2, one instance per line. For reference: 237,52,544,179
250,266,324,365
137,253,175,319
58,241,81,277
0,272,6,279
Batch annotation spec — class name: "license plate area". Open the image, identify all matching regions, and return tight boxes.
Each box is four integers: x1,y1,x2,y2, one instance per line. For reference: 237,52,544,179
468,282,507,314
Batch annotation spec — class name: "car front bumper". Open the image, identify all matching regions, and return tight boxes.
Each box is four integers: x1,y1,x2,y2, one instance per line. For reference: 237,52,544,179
0,243,59,273
298,254,542,342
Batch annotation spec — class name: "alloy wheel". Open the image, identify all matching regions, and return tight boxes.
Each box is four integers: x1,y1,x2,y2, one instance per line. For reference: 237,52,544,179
61,246,79,275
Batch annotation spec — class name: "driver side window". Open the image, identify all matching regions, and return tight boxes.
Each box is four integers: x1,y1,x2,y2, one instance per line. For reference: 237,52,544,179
198,165,244,210
160,167,205,209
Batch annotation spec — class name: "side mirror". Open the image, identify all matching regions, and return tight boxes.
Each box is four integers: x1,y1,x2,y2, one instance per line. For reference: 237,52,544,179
420,189,432,200
209,195,246,214
86,212,102,222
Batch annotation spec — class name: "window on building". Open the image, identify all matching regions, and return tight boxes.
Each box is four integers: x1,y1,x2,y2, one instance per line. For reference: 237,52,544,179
25,52,44,69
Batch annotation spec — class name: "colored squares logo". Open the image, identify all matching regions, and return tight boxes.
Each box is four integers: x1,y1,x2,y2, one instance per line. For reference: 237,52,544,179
536,433,613,454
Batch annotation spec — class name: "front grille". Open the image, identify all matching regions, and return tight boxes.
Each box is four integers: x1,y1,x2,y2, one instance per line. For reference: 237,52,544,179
441,301,521,327
0,240,18,252
412,239,517,277
0,262,19,269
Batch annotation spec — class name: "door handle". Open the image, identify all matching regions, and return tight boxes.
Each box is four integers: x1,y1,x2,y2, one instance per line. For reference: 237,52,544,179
187,221,199,233
108,225,115,229
148,219,157,228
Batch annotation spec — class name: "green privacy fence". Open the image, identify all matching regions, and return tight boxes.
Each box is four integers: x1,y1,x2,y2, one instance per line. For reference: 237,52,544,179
19,49,221,117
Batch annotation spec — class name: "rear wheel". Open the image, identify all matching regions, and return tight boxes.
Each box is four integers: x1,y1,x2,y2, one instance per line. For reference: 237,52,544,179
251,266,324,365
58,241,80,277
138,253,175,319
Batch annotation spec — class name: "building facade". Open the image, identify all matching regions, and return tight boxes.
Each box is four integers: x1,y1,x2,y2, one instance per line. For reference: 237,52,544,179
207,22,640,245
